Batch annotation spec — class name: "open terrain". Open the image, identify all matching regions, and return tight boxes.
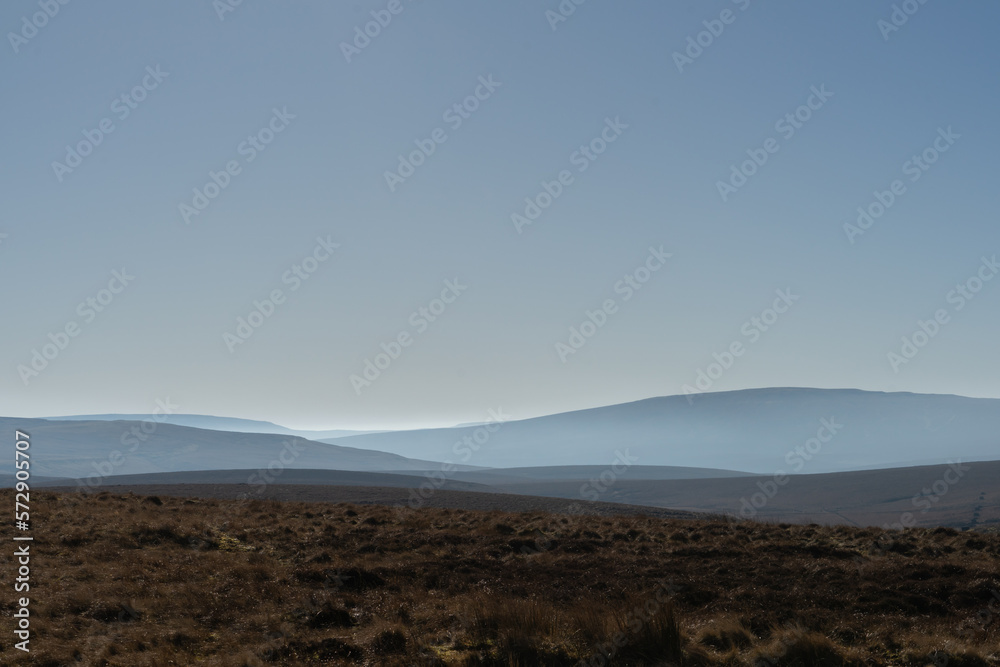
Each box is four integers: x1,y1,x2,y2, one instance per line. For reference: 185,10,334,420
42,483,700,520
20,458,999,530
488,460,1000,530
2,489,998,666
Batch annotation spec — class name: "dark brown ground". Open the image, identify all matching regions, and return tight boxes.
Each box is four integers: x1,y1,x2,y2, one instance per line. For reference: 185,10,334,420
1,488,998,666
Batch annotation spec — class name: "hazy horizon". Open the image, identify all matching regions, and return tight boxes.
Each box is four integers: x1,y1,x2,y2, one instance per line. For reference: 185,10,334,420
4,2,998,430
20,385,1000,433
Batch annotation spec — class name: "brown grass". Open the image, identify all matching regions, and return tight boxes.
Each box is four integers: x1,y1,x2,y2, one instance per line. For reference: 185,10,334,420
2,489,999,665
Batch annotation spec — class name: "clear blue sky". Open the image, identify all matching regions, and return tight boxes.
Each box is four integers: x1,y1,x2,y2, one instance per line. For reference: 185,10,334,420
2,0,998,429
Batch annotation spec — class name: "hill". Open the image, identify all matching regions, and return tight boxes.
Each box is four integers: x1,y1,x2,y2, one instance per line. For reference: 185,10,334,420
489,459,1000,530
41,413,376,440
444,464,755,485
0,417,464,479
15,459,996,530
322,388,1000,472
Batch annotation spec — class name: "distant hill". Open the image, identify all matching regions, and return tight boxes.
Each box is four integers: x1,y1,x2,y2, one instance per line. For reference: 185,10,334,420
441,465,756,486
322,388,1000,473
21,468,498,494
15,458,995,530
19,461,1000,531
489,459,1000,530
0,417,466,480
41,413,378,440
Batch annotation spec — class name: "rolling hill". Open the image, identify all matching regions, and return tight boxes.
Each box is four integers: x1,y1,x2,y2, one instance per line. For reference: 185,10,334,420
41,413,377,440
321,388,1000,472
0,417,465,479
485,459,1000,529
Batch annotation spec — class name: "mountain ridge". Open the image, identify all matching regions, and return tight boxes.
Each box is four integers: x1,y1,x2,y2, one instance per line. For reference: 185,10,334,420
318,388,1000,472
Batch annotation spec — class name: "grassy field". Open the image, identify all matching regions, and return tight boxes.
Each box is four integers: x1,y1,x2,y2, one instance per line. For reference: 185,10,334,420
2,489,999,666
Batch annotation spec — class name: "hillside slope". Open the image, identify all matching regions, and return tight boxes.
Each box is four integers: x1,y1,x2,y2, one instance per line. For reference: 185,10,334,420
324,388,1000,472
0,418,460,478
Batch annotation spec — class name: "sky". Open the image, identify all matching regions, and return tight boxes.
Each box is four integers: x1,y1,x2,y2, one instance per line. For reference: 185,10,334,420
2,0,999,430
